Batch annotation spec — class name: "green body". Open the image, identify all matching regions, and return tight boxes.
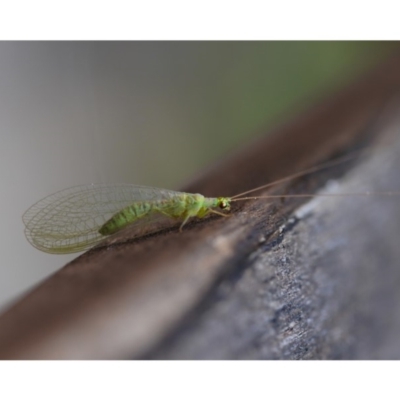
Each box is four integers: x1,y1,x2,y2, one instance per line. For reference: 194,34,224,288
99,193,231,236
22,184,232,254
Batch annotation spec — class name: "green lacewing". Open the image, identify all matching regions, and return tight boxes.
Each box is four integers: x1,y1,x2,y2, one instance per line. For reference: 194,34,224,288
23,148,399,254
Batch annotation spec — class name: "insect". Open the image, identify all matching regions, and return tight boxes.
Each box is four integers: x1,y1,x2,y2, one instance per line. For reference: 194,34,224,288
22,148,398,254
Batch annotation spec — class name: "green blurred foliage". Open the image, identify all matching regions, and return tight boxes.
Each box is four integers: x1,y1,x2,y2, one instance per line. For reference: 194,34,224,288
137,42,395,187
198,43,393,153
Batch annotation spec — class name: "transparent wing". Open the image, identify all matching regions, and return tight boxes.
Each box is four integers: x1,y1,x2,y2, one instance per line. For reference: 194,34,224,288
23,183,183,254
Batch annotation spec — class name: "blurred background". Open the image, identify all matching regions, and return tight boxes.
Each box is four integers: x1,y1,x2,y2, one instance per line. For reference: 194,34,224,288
0,42,395,310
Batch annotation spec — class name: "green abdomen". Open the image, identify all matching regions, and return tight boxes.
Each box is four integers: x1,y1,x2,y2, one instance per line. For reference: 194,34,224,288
99,202,152,236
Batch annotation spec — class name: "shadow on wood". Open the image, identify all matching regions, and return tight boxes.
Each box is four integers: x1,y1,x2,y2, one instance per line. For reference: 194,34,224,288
1,52,400,359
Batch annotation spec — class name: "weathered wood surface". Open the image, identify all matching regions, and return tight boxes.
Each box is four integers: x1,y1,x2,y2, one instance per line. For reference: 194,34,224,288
1,53,400,359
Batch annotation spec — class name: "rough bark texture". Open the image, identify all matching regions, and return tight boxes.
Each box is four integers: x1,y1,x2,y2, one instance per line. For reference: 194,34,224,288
1,53,400,359
148,129,400,359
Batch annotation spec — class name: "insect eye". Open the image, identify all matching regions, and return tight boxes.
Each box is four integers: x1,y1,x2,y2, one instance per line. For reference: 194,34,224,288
220,201,227,209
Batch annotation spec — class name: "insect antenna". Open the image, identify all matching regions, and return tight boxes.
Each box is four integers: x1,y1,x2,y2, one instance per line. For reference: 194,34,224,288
230,191,400,203
230,146,373,200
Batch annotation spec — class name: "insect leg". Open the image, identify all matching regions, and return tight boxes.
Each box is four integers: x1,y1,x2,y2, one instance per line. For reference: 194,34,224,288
179,214,191,232
208,209,230,218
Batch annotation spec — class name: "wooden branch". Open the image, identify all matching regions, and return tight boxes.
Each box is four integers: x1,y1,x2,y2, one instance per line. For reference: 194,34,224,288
2,53,400,359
